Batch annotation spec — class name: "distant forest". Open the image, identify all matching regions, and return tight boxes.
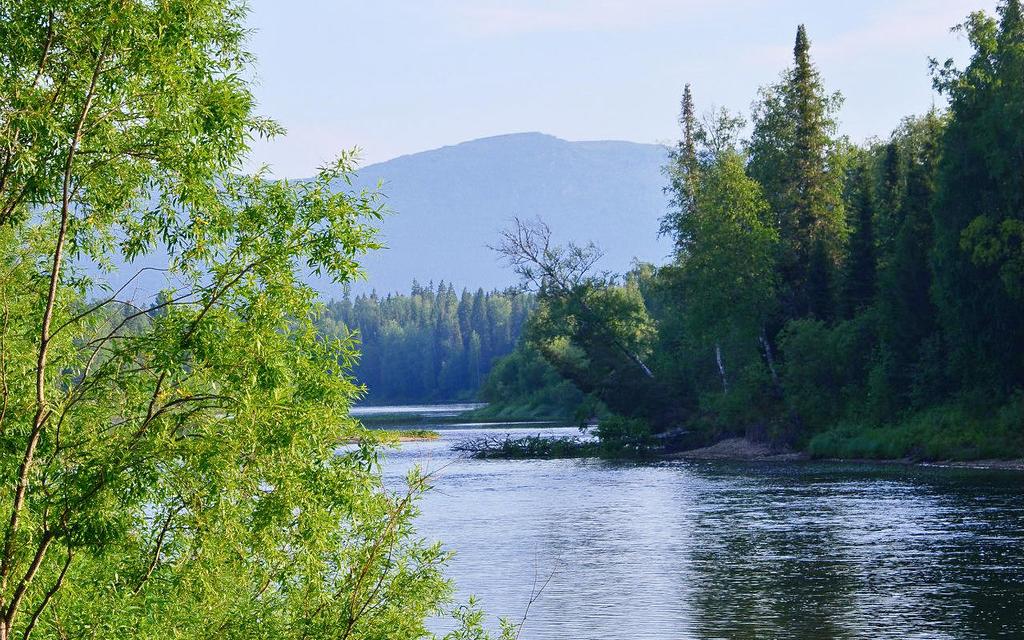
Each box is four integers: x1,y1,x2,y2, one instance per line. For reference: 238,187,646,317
318,283,534,403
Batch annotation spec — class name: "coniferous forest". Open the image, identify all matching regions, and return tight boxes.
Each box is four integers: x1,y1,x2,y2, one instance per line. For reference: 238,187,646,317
486,8,1024,460
318,285,533,403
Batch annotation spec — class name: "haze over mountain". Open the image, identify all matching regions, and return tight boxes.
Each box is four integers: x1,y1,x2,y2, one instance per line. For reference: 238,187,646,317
326,132,672,296
89,132,672,300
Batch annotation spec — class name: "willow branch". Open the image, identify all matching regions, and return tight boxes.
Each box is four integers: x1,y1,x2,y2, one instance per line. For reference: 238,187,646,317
20,546,71,640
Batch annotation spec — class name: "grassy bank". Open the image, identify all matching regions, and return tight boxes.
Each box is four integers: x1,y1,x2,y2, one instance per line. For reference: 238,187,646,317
345,429,441,444
466,401,574,423
456,397,1024,465
807,397,1024,461
386,429,442,441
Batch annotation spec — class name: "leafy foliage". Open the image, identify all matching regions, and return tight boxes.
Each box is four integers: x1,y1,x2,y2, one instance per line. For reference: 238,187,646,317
0,2,511,638
489,5,1024,461
930,0,1024,395
477,344,588,421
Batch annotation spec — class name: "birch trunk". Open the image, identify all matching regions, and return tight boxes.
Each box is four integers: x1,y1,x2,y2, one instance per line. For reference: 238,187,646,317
759,329,779,386
715,343,728,393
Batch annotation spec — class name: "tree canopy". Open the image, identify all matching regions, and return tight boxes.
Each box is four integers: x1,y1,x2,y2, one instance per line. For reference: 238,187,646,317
488,5,1024,460
0,2,510,638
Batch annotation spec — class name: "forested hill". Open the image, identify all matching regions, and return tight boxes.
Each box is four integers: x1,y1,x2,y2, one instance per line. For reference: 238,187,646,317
315,133,671,295
318,285,533,403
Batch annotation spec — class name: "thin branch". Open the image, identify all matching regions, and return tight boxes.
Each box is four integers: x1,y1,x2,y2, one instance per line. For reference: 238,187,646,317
0,301,10,435
21,546,71,640
49,266,171,338
31,10,56,89
515,559,556,640
1,38,108,612
132,507,178,595
4,532,55,628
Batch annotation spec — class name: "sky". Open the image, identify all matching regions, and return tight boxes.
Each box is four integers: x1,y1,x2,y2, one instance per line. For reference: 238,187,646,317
242,0,1000,178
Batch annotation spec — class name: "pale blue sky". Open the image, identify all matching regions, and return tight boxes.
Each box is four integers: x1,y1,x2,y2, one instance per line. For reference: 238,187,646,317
243,0,998,178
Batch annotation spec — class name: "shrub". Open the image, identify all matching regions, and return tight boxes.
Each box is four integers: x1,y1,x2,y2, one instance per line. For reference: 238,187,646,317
594,416,654,456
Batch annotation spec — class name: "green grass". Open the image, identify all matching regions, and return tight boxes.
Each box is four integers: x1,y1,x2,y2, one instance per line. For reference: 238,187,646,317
466,401,572,423
380,429,441,441
807,397,1024,461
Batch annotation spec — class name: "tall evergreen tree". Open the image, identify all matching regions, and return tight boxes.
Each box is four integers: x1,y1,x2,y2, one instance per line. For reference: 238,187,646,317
749,25,846,322
875,142,903,267
661,84,700,251
876,115,943,404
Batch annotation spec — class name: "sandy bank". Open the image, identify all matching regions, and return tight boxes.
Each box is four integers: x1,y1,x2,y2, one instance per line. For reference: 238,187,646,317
663,437,1024,470
664,438,805,462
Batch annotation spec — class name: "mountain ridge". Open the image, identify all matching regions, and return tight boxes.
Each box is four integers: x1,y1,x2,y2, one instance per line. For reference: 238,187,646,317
89,132,673,300
324,131,673,296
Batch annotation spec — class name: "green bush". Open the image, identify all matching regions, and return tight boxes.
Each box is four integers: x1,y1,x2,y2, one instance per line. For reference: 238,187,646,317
478,343,588,420
594,416,654,456
780,315,877,434
808,394,1024,460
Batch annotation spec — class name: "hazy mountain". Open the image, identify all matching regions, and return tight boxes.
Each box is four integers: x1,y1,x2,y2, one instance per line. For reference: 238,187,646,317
325,132,672,296
90,132,672,301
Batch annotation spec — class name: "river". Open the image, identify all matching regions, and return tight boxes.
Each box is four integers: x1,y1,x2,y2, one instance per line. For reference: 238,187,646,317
360,405,1024,639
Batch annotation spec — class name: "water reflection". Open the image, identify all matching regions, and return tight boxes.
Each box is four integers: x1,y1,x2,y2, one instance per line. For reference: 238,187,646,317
381,426,1024,639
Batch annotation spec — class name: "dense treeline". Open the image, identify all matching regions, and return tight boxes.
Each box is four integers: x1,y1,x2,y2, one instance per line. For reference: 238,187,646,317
319,284,533,403
490,3,1024,459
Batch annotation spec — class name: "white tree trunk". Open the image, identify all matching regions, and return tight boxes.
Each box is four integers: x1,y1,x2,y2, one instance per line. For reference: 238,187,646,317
759,329,779,386
715,343,728,393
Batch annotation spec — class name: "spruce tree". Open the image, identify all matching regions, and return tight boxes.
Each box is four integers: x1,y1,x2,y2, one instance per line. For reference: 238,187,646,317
875,142,903,265
661,83,700,252
749,25,846,322
877,116,942,404
680,84,697,169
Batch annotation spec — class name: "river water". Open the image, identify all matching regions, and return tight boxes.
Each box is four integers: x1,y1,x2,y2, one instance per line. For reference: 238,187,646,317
367,407,1024,639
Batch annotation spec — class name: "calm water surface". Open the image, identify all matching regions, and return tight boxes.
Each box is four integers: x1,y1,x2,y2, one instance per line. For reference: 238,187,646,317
377,407,1024,639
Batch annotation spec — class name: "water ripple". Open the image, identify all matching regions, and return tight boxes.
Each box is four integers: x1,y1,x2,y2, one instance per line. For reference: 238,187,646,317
381,426,1024,639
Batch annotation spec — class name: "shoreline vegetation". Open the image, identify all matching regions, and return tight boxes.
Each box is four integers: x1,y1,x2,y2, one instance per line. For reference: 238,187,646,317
450,429,1024,471
358,397,1024,465
366,429,442,443
470,7,1024,468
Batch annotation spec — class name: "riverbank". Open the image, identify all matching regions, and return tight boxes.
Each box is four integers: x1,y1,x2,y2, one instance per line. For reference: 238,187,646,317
387,429,441,442
662,437,1024,471
448,429,1024,471
663,438,805,462
363,402,1024,469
